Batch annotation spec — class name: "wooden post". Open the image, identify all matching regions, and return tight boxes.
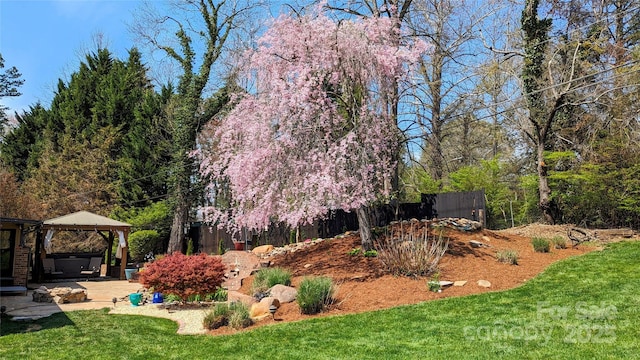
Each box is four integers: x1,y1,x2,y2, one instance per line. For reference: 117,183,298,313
119,229,128,280
107,231,113,278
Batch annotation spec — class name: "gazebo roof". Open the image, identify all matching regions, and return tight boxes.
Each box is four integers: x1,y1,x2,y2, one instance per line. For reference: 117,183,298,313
43,211,131,231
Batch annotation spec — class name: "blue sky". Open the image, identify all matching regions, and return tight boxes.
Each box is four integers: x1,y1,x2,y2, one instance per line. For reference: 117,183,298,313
1,0,141,115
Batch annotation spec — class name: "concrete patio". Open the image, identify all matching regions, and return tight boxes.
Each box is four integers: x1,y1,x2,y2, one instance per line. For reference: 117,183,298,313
0,280,142,320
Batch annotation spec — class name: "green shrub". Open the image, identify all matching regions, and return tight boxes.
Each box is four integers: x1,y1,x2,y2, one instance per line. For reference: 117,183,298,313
297,276,335,314
128,230,162,262
531,237,551,253
348,248,361,256
252,267,292,294
551,236,567,249
496,249,519,265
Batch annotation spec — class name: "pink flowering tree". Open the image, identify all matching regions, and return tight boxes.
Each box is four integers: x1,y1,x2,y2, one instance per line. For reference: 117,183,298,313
196,10,427,249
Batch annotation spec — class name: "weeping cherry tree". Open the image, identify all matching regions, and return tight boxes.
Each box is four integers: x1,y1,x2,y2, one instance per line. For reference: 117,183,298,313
196,10,427,249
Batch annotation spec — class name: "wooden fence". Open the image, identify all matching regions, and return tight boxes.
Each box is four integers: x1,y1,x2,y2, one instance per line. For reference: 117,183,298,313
192,190,485,253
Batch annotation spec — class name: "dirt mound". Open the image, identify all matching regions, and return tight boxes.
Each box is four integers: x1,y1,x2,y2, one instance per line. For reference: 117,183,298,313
208,224,595,336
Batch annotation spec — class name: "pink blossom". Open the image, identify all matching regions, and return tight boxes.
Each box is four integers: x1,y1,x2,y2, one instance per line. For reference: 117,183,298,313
196,9,427,232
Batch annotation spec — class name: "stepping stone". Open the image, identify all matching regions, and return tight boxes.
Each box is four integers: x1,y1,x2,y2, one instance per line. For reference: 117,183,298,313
477,280,492,288
453,280,467,287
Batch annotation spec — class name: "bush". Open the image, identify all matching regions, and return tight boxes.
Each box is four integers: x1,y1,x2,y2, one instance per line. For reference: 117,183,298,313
551,236,567,249
203,303,230,330
128,230,162,263
375,223,449,276
204,302,252,330
496,249,519,265
139,253,226,301
227,301,252,329
252,267,292,295
532,237,551,253
297,276,335,314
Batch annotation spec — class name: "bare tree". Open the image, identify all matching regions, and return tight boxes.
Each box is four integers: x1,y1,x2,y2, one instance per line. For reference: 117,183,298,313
131,0,258,253
404,0,498,182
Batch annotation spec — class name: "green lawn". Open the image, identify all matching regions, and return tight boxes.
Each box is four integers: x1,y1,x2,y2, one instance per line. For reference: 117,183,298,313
1,241,639,359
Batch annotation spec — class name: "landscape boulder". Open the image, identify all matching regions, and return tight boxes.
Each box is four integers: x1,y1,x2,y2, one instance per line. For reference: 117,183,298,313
268,284,298,303
47,287,88,304
250,297,281,321
252,245,274,255
228,291,257,307
32,287,53,303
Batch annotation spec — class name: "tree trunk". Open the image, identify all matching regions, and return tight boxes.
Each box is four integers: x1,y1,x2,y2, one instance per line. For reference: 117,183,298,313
536,142,554,224
356,206,374,251
168,200,187,254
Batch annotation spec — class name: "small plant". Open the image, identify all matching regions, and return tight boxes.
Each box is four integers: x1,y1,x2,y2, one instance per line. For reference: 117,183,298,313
348,248,361,256
187,294,203,302
205,287,228,302
228,301,252,329
363,249,378,257
376,223,450,276
427,272,441,292
297,276,335,314
163,293,182,303
186,238,194,255
217,240,226,255
496,249,519,265
203,303,230,330
551,236,567,249
252,267,292,295
203,301,252,330
531,237,551,253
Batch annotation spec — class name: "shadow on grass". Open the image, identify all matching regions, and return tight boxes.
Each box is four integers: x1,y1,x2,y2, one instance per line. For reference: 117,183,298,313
0,312,75,336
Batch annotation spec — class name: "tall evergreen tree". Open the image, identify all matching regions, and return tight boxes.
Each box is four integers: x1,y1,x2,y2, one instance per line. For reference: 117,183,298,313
0,53,24,133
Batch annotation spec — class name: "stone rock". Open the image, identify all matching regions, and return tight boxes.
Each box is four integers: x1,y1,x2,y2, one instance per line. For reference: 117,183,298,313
32,289,53,303
259,296,281,309
481,236,491,243
304,263,312,269
268,284,298,303
453,280,467,287
469,240,488,248
54,288,87,304
477,280,492,288
227,291,257,307
252,244,274,255
439,281,454,287
49,287,73,297
227,291,258,306
250,302,270,319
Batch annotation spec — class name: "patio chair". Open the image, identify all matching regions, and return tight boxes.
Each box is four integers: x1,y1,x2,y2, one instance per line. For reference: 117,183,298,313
80,257,102,281
42,258,63,278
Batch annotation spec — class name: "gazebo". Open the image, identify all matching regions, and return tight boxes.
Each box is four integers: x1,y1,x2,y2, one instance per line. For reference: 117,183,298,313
35,211,131,280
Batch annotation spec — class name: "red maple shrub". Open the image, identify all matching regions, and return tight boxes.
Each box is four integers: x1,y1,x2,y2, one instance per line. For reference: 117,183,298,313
139,252,227,301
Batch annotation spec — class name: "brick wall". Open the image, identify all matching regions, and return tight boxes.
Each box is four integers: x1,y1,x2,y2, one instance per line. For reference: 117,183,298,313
12,245,30,287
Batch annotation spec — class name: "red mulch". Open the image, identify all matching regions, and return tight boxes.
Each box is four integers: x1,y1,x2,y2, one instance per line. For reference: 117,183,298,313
207,224,594,336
